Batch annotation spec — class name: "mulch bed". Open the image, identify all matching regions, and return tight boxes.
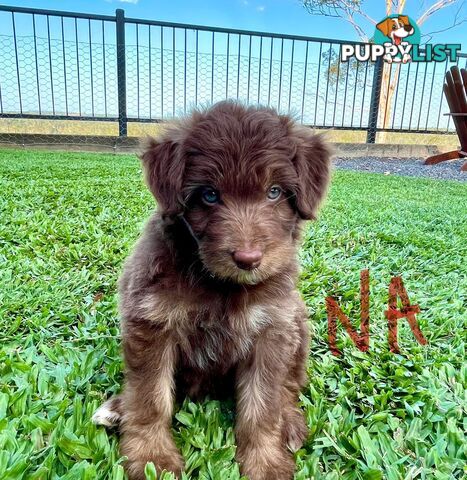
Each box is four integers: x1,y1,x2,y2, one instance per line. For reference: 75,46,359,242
334,156,466,181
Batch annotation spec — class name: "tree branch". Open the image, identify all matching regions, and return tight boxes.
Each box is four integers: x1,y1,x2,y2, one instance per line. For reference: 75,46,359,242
345,11,369,42
417,0,458,26
355,8,377,24
420,1,466,41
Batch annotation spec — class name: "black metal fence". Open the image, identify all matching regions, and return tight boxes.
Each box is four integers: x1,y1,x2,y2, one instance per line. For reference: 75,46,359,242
0,5,466,144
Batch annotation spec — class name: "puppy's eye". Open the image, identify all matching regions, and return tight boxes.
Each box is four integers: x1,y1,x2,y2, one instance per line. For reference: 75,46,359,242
201,187,220,205
267,185,282,201
392,24,397,29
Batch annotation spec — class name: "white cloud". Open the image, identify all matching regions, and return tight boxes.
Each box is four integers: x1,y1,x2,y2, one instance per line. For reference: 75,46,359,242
256,5,265,11
117,0,139,4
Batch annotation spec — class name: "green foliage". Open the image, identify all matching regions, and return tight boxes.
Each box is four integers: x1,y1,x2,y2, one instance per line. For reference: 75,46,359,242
0,150,465,479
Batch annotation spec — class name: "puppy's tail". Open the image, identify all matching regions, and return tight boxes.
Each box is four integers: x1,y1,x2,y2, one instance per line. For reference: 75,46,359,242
92,395,122,428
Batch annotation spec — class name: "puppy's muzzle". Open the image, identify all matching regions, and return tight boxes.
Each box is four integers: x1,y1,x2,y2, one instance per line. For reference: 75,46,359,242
232,249,263,270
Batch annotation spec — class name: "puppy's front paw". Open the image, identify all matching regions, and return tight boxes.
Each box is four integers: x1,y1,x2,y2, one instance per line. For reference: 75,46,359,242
121,428,184,480
241,454,295,480
238,445,295,480
126,454,184,480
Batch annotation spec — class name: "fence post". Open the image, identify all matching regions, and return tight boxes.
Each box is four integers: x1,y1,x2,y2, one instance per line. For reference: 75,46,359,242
366,57,384,144
116,8,127,137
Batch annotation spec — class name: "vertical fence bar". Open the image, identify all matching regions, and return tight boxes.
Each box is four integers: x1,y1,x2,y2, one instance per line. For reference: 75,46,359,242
359,58,369,128
32,14,41,114
173,27,175,116
47,15,55,115
116,9,127,135
278,38,284,111
88,19,94,117
332,47,341,127
211,32,215,104
226,33,230,99
400,63,412,129
237,35,241,99
62,17,69,116
247,35,252,102
313,42,322,125
408,61,420,129
75,18,82,116
195,30,198,106
136,24,140,118
45,30,54,114
323,43,332,126
300,41,308,124
161,26,164,118
184,28,187,113
267,37,273,106
416,62,428,130
12,13,23,114
366,57,384,143
382,63,393,129
341,54,350,126
288,39,295,112
102,20,107,117
391,65,401,129
149,25,152,118
350,60,359,127
425,61,437,130
257,36,262,104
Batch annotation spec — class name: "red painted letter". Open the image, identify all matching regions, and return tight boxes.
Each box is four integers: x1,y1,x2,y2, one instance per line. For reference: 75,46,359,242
385,276,427,353
326,269,370,356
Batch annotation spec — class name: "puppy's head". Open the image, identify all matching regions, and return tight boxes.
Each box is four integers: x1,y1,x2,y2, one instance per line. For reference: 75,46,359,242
141,102,331,284
377,15,414,45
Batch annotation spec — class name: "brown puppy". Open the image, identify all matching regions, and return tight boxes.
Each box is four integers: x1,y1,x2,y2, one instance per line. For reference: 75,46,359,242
92,101,331,480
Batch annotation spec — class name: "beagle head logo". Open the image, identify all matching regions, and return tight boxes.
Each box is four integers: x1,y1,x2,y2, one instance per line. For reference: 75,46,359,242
374,14,421,63
376,15,415,45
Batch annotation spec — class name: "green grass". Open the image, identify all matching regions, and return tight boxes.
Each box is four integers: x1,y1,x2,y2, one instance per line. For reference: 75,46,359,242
0,149,465,480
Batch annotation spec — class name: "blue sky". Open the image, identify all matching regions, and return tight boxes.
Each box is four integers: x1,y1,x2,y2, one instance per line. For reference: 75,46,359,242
1,0,466,50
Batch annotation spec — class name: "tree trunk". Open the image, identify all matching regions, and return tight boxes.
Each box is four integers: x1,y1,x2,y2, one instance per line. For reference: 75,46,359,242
377,63,402,143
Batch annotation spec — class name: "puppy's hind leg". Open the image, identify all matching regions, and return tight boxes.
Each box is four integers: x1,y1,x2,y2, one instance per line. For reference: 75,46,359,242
92,395,123,428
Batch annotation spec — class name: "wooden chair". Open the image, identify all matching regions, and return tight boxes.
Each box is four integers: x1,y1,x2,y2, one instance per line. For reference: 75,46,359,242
425,66,467,172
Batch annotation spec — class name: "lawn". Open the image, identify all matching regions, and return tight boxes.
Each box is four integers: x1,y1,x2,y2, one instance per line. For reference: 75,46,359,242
0,149,465,480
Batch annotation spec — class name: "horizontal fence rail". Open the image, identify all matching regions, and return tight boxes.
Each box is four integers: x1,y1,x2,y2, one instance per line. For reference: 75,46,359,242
0,4,466,143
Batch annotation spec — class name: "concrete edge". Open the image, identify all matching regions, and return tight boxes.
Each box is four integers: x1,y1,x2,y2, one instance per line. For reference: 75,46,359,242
0,134,458,158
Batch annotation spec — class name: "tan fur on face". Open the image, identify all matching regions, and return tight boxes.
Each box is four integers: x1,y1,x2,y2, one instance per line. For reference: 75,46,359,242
94,102,331,480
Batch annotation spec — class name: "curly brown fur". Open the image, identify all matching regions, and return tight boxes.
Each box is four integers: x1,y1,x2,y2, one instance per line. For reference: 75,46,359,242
93,101,331,480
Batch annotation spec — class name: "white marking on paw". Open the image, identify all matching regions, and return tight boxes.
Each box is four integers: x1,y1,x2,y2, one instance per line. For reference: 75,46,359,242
92,403,121,427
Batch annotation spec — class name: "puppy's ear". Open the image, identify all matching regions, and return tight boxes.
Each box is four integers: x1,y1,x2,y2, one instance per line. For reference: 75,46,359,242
290,127,332,220
399,15,410,25
376,18,392,37
140,134,185,216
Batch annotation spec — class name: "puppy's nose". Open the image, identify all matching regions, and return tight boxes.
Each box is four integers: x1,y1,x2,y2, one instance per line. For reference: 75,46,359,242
232,249,262,270
404,25,412,32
